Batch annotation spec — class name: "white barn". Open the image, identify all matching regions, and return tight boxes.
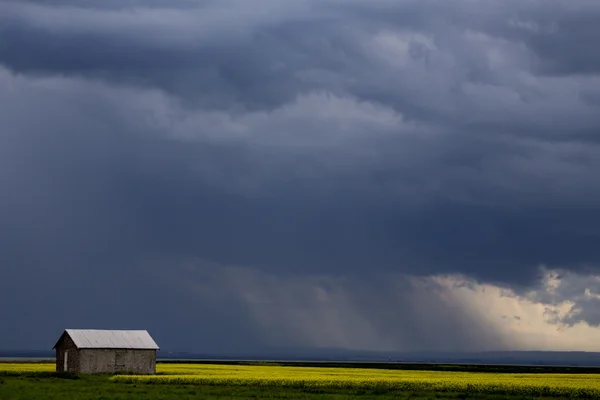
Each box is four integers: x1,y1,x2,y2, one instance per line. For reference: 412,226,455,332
53,329,159,374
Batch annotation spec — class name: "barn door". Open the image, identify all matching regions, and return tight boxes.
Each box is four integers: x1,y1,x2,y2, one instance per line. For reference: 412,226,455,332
64,350,68,372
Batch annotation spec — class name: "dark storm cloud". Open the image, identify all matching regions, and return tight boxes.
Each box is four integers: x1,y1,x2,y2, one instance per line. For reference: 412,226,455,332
2,0,600,351
346,0,600,77
494,2,600,77
0,0,320,109
3,1,600,132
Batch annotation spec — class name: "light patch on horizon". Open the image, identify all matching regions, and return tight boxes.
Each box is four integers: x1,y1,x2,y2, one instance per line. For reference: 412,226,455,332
432,271,600,351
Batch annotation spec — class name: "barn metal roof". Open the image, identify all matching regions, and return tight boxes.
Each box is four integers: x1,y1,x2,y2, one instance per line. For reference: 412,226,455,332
54,329,159,350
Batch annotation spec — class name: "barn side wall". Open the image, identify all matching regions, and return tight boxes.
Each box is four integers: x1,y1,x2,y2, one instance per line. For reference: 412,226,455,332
55,335,80,373
79,349,156,374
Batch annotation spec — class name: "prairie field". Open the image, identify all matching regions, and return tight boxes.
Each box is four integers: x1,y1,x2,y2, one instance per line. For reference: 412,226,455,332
3,361,600,399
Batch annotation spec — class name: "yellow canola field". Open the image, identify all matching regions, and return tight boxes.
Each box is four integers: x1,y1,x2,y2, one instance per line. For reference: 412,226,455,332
3,362,600,397
0,363,54,375
114,364,600,398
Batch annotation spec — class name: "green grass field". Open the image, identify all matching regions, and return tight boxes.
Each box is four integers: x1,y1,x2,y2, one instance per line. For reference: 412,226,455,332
2,362,600,399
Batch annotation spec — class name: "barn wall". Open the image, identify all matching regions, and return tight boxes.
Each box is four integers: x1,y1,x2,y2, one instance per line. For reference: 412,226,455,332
55,335,80,373
79,349,156,374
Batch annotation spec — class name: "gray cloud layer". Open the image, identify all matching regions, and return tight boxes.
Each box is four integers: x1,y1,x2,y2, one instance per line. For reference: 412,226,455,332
1,0,600,352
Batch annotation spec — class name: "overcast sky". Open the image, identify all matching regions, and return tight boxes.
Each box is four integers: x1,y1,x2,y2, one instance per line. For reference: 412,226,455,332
2,0,600,353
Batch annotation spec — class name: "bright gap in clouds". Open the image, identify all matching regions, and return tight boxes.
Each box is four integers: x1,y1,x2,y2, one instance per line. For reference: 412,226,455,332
433,269,600,352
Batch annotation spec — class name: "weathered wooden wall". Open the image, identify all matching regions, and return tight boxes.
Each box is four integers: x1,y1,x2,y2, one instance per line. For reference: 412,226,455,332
79,349,156,374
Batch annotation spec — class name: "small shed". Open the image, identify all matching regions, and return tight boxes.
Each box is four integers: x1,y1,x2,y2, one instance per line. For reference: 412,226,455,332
53,329,159,374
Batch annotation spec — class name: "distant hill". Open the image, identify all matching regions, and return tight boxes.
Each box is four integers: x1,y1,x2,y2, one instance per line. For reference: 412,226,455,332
0,350,54,359
155,348,600,367
3,348,600,367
